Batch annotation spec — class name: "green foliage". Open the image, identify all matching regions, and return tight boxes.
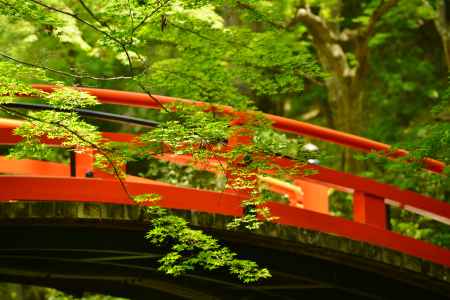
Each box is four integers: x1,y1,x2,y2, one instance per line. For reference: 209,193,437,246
8,141,66,162
136,103,314,233
45,86,99,109
2,85,102,162
0,283,127,300
328,190,353,219
46,289,128,300
0,62,47,103
0,1,63,28
0,0,449,285
359,85,450,247
14,110,100,146
361,84,450,201
140,202,271,283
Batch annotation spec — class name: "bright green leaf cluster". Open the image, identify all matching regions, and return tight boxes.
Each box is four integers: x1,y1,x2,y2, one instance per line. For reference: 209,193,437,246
45,86,99,109
143,206,271,283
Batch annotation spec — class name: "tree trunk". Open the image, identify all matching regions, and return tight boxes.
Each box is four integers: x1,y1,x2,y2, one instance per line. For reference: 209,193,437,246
326,75,364,135
293,2,401,172
326,73,366,172
433,0,450,70
310,32,366,172
443,37,450,70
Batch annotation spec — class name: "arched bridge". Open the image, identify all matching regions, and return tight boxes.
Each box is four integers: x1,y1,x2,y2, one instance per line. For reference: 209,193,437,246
0,85,449,299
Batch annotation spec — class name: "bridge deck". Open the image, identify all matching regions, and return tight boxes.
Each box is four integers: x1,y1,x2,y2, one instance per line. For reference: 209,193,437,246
0,202,449,299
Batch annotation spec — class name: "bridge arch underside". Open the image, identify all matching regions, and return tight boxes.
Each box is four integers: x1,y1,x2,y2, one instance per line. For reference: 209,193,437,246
0,202,448,300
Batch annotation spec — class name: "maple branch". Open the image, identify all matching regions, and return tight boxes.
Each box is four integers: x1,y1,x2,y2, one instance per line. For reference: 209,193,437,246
365,0,400,38
355,0,400,78
235,1,285,29
0,52,132,81
28,0,121,45
77,0,112,30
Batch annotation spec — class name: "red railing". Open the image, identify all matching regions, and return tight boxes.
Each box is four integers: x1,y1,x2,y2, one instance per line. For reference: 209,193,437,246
0,85,448,268
31,84,446,173
27,85,449,224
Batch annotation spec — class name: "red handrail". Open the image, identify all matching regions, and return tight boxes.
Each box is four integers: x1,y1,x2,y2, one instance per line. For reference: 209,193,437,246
30,84,446,173
0,176,244,216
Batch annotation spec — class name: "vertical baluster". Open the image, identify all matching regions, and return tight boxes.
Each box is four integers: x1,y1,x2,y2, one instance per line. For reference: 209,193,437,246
73,148,95,177
353,191,387,229
294,179,329,214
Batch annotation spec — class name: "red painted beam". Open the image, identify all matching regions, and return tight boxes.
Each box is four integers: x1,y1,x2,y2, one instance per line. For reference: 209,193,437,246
0,157,69,176
31,84,201,110
0,176,244,216
294,179,329,214
0,156,177,185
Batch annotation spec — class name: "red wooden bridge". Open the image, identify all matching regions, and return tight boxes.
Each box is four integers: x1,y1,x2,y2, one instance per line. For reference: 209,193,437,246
0,85,449,299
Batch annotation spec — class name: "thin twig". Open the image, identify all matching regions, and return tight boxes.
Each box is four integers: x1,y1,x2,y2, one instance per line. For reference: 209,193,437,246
168,21,254,50
204,142,239,194
136,80,171,112
131,0,170,35
28,0,122,45
0,52,132,81
77,0,112,30
365,0,400,38
169,21,219,44
235,1,285,30
127,0,135,45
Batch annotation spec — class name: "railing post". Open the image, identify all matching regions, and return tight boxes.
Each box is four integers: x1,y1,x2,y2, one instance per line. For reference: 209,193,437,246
294,179,329,214
353,191,387,229
74,149,95,177
71,148,128,179
69,150,76,177
225,126,254,195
